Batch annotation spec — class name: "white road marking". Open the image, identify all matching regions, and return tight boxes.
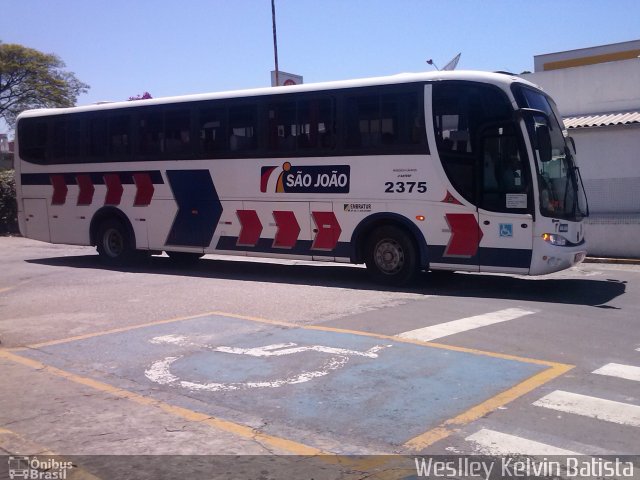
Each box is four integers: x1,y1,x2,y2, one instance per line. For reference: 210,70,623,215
149,334,189,346
533,390,640,427
145,336,392,392
212,342,388,358
144,355,181,385
466,428,580,455
593,363,640,382
397,308,536,342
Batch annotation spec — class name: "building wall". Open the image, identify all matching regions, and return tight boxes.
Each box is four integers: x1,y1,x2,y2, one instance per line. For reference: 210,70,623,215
523,54,640,258
573,124,640,213
534,39,640,72
524,58,640,116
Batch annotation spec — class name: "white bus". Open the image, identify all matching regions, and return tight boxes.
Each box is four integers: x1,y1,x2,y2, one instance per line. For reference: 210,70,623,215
15,71,588,284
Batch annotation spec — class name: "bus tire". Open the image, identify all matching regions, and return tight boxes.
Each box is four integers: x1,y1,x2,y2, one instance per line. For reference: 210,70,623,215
166,251,204,264
96,218,136,265
364,225,417,285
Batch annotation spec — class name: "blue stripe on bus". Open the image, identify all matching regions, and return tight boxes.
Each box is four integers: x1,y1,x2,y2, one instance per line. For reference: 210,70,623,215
216,236,353,259
165,170,222,248
429,245,532,269
20,171,164,185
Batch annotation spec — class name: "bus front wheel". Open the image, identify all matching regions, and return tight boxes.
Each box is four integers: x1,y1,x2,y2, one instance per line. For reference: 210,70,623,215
364,226,417,285
96,218,136,265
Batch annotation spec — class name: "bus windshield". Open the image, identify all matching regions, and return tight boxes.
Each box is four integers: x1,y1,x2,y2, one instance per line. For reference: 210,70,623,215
513,85,588,221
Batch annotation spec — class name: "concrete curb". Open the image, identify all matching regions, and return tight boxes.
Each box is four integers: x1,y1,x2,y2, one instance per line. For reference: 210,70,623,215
585,257,640,265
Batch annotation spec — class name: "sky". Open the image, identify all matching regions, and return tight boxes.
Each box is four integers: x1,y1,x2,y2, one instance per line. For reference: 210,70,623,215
2,0,640,116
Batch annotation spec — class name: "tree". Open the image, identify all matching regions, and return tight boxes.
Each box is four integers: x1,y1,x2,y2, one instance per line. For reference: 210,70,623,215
128,92,152,101
0,42,89,128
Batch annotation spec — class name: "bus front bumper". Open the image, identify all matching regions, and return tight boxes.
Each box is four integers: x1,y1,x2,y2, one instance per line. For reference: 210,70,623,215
529,238,587,275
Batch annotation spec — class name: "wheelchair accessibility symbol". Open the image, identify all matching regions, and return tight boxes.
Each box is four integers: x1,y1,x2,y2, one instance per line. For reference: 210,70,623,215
145,334,392,392
499,223,513,237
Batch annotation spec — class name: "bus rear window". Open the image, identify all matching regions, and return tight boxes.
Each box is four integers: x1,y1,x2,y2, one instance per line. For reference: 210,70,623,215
18,118,48,163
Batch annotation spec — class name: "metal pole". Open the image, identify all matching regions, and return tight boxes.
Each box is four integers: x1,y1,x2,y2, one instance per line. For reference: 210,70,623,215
271,0,280,86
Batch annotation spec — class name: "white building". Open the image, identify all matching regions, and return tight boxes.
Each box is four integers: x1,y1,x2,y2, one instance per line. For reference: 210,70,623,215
523,40,640,258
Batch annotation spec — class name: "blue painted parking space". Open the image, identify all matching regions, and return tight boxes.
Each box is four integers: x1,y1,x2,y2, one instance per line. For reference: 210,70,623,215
18,314,547,450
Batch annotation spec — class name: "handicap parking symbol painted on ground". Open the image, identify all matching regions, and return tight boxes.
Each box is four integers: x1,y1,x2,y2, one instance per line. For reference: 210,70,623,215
15,313,552,450
145,334,392,392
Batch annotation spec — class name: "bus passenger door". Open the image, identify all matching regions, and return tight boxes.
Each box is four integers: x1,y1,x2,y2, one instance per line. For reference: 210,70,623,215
477,125,533,273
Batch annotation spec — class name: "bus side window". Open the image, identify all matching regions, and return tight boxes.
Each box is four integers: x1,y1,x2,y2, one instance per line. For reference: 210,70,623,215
88,115,108,160
164,109,191,156
346,95,379,148
229,105,257,152
52,119,68,162
432,86,476,203
199,107,228,156
138,109,163,156
298,98,335,151
109,115,132,159
267,101,297,152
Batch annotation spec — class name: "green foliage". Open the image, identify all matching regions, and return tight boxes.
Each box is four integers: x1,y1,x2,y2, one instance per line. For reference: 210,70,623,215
0,169,18,234
0,42,90,128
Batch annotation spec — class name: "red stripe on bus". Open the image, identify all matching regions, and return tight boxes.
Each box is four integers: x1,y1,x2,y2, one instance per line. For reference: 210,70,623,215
133,173,154,206
76,174,95,206
272,211,300,248
236,210,263,247
311,211,342,251
104,173,124,206
50,174,68,205
444,213,483,257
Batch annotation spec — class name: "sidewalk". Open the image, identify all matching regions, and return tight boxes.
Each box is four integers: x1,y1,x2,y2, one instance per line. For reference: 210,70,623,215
585,256,640,265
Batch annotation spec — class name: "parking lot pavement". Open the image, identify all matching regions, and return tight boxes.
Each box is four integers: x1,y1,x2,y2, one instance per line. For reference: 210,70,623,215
1,237,639,473
3,311,572,456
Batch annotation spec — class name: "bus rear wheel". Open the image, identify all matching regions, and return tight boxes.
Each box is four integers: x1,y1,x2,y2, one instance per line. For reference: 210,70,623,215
364,226,417,285
96,218,136,265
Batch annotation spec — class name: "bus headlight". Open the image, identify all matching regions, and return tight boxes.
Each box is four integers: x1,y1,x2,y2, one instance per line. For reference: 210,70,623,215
541,233,568,246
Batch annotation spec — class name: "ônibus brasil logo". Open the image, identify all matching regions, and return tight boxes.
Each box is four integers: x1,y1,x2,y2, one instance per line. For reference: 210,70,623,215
260,162,350,194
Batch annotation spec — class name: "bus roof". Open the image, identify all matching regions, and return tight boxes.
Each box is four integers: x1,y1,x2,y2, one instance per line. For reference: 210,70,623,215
18,70,540,119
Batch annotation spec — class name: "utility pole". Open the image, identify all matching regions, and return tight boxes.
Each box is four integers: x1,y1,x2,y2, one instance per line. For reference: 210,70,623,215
271,0,280,86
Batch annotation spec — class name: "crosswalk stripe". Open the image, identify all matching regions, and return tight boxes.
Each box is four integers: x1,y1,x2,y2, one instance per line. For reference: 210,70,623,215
397,308,536,342
592,363,640,382
533,390,640,427
466,428,580,455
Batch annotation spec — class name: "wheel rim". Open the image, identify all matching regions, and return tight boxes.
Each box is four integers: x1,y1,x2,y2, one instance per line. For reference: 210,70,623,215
373,238,405,275
103,228,124,258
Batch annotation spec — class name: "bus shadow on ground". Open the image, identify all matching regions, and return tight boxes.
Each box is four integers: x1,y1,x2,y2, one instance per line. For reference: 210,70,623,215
27,254,626,308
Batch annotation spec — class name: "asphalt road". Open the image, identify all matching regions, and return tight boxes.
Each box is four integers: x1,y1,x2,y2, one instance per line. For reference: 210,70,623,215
1,236,638,477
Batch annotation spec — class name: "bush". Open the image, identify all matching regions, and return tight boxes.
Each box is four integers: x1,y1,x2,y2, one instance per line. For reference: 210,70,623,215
0,169,19,234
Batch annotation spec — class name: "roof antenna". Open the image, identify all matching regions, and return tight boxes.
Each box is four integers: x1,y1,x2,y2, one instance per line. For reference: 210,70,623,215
427,53,461,71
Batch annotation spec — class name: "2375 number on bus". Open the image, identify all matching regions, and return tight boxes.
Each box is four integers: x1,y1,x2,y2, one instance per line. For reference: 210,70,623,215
384,181,427,193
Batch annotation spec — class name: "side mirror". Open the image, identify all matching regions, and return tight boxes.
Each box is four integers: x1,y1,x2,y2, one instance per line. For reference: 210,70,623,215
536,125,552,162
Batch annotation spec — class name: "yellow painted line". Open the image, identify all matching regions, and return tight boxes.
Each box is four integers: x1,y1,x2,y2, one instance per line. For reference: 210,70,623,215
0,426,102,479
13,309,574,454
0,286,14,294
0,349,326,456
403,361,573,450
293,323,575,451
543,49,640,71
300,323,561,367
20,310,293,351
